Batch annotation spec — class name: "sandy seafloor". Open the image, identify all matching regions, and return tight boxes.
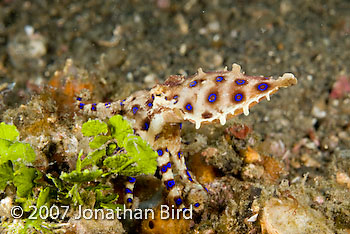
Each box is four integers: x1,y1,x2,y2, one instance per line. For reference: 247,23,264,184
0,0,350,233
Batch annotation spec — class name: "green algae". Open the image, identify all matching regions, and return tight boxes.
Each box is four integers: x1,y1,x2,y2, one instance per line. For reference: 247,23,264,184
0,116,158,233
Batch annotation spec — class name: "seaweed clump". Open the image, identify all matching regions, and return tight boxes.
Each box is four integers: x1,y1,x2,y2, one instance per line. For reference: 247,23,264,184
0,115,157,233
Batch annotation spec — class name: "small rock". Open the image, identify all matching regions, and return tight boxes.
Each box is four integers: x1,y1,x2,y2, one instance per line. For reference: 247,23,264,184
330,75,350,99
300,154,321,168
311,99,327,118
336,172,350,189
261,197,333,234
242,146,261,164
7,28,47,71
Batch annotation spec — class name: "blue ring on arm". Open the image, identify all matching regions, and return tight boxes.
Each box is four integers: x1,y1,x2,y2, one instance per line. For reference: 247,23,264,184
161,165,168,173
186,104,192,111
175,197,183,206
258,83,268,91
91,103,97,111
132,106,139,114
120,99,126,106
166,180,175,189
186,170,193,182
157,149,164,156
216,76,223,82
208,93,217,102
189,80,197,87
125,188,133,194
235,79,246,85
234,93,243,102
127,177,136,183
143,122,149,130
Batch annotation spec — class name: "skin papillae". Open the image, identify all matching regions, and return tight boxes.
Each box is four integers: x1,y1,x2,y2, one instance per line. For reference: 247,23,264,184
76,63,297,211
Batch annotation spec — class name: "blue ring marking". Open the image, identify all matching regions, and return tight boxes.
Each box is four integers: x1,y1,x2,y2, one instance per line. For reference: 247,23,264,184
166,148,169,152
179,123,182,129
161,165,168,173
76,97,82,101
186,104,192,111
208,93,217,103
147,102,153,107
125,188,133,194
91,103,97,111
178,151,183,159
234,93,243,102
189,80,197,87
186,170,193,182
132,106,139,114
258,83,268,91
157,149,163,156
79,103,85,109
127,177,136,183
173,95,179,104
144,122,149,130
120,99,125,106
105,102,111,108
166,180,175,189
167,162,171,168
216,76,224,82
175,197,183,206
126,198,133,203
194,203,200,207
235,79,246,85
